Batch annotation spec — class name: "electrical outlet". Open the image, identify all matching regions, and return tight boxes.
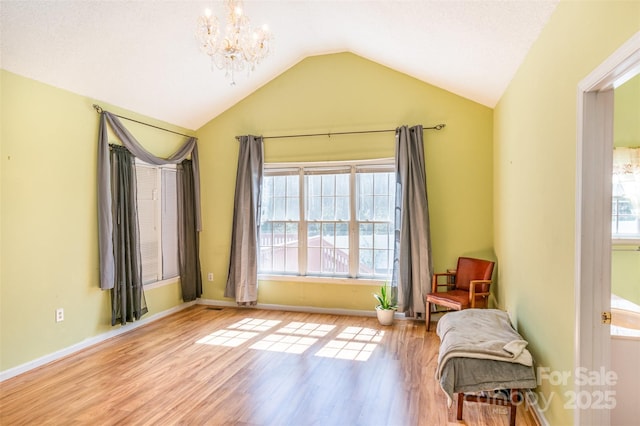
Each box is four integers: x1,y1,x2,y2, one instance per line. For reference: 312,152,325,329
207,272,214,281
55,308,64,323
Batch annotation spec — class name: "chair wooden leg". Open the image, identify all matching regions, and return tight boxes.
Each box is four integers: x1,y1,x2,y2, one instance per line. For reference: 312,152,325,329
426,301,431,331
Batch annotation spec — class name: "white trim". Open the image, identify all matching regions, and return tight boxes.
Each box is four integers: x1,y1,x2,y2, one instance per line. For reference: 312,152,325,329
575,30,640,426
0,301,196,383
264,157,394,170
144,276,180,290
258,274,384,286
197,298,394,319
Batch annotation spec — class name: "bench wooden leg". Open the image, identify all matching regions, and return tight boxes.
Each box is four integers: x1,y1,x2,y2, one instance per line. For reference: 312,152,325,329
457,393,464,420
509,389,518,426
456,390,521,425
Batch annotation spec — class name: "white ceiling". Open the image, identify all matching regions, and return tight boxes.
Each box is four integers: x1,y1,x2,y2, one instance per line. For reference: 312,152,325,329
1,0,559,130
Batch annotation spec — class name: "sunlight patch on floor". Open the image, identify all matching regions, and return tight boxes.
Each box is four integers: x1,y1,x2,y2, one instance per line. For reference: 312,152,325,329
228,318,282,332
196,329,260,347
250,334,318,354
315,327,384,361
195,318,384,360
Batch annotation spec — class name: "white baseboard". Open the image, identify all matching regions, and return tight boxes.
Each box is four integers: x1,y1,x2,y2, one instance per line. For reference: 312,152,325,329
0,301,196,382
197,298,382,318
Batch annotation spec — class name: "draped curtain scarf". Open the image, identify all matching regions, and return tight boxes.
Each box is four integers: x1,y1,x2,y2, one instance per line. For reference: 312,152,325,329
391,125,433,317
98,112,202,325
224,135,264,305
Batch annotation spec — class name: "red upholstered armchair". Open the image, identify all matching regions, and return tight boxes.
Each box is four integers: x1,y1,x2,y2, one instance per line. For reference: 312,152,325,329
425,257,495,331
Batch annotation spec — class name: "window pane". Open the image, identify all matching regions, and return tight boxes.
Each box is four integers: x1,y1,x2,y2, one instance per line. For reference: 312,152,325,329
259,221,300,274
374,173,389,195
358,173,373,195
274,197,286,220
287,175,299,196
308,196,321,221
335,223,349,249
287,197,300,220
321,197,335,220
307,175,321,197
308,223,321,245
307,247,321,273
358,195,373,221
358,221,393,278
136,165,159,284
322,223,335,247
336,174,349,196
259,222,273,271
161,169,179,279
336,196,350,220
273,175,286,196
322,175,335,196
374,249,391,275
360,249,373,274
373,195,390,221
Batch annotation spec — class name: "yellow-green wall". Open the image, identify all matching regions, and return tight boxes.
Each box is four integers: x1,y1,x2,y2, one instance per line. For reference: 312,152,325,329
0,70,191,371
196,52,494,309
612,74,640,306
1,53,494,372
614,73,640,148
494,1,640,425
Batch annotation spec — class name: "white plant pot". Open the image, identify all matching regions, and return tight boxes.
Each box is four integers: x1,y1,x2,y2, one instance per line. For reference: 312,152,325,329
376,307,395,326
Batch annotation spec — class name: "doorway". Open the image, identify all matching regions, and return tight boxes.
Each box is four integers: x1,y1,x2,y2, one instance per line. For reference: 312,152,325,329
576,31,640,426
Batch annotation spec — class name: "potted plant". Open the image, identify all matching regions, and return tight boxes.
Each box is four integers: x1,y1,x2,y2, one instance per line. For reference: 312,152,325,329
373,285,397,326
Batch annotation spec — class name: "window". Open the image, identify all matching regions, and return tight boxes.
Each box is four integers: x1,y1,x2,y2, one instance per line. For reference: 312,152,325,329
136,161,179,285
259,160,396,280
612,148,640,240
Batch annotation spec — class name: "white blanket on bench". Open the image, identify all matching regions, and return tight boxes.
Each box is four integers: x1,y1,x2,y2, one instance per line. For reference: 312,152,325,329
436,308,533,382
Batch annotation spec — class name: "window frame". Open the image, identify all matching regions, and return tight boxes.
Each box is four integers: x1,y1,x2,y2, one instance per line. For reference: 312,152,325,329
259,158,395,285
135,159,180,288
611,147,640,244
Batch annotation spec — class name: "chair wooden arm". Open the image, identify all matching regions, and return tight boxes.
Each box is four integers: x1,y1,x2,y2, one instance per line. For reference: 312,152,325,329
431,272,456,292
469,280,492,307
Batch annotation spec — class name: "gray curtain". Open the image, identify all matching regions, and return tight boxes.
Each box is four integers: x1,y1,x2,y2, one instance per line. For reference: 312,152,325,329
177,159,202,301
391,125,433,316
224,135,264,304
109,145,148,325
98,111,202,307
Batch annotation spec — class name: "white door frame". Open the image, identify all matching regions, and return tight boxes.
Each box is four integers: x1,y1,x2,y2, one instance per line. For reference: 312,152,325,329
575,31,640,426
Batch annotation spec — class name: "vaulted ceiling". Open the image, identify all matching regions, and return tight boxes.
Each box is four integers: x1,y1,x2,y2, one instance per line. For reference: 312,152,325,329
1,0,559,130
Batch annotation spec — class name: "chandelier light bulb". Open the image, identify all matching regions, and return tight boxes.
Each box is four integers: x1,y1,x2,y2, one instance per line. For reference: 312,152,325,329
196,0,272,85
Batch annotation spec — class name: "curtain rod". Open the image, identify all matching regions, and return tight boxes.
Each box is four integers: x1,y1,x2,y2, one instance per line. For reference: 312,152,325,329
234,124,446,141
92,104,193,139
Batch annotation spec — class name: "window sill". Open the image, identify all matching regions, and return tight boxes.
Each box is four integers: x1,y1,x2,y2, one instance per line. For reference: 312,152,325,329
258,274,385,286
612,238,640,246
144,276,180,290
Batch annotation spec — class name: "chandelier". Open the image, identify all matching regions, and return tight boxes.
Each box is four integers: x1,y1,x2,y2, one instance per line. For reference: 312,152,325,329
196,0,272,85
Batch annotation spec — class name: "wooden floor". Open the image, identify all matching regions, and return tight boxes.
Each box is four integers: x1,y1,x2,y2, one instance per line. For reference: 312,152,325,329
0,306,538,425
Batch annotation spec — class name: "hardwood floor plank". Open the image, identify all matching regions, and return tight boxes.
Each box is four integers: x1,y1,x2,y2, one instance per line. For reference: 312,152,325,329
0,306,538,425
